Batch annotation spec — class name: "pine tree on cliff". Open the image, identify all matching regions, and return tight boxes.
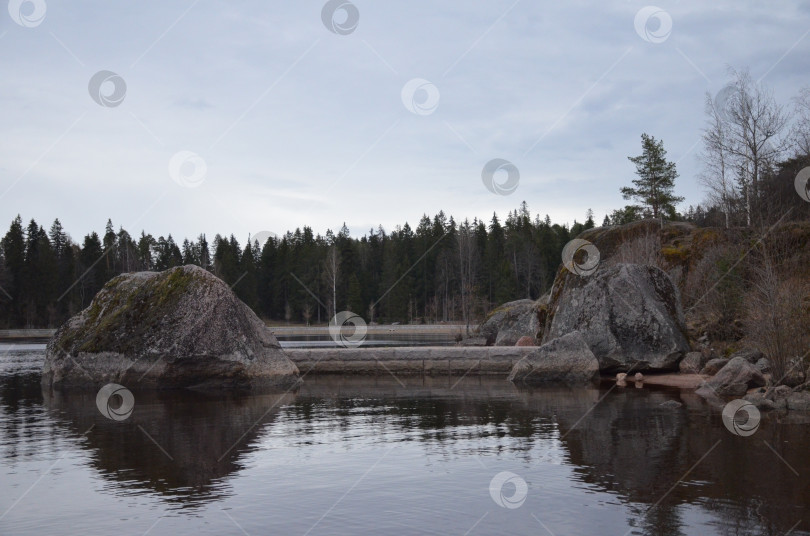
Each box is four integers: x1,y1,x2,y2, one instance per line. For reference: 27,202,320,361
622,133,684,226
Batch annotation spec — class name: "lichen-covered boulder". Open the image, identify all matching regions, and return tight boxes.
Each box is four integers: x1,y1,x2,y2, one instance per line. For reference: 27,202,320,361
42,265,300,389
508,331,600,385
543,263,689,372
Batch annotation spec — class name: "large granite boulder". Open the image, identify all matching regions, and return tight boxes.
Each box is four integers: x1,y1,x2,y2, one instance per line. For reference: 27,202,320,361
543,263,689,372
478,299,540,346
508,331,600,385
42,265,300,389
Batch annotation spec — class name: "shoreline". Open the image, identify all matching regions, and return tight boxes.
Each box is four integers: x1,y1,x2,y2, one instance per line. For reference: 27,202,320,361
1,334,709,391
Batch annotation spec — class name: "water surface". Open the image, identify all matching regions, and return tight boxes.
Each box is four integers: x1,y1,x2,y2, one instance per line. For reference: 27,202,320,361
1,345,808,535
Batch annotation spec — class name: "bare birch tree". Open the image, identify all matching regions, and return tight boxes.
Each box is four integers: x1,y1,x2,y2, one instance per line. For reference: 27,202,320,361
700,93,735,228
793,86,810,157
721,69,789,225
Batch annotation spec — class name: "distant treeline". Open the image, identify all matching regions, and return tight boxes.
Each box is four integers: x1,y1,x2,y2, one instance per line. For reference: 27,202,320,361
0,203,602,329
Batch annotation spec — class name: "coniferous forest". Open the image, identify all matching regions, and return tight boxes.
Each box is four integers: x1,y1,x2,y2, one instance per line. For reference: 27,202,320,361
0,203,598,328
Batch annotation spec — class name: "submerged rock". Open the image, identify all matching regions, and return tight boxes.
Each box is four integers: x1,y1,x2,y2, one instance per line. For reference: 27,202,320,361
743,392,776,411
508,331,600,385
786,392,810,411
543,263,689,372
42,265,300,389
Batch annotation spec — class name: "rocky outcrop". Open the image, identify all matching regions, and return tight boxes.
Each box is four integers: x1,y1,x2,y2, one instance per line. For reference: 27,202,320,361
478,299,541,346
42,265,300,389
696,356,766,398
508,331,600,385
543,263,689,372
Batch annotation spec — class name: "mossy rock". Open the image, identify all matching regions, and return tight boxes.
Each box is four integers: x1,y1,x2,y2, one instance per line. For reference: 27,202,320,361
43,265,300,390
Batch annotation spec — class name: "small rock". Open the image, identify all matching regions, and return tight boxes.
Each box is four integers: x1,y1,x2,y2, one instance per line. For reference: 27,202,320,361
755,357,771,373
786,392,810,411
729,348,765,364
765,385,792,410
743,392,776,411
514,336,537,347
766,385,793,401
679,351,707,374
616,373,628,382
700,358,729,376
659,400,682,409
781,365,806,388
634,372,644,382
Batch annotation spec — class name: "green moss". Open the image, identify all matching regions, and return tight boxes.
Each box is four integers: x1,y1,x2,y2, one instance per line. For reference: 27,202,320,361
63,267,203,355
661,245,689,262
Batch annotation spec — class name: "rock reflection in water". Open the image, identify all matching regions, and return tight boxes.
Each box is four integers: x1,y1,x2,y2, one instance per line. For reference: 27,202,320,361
42,386,295,507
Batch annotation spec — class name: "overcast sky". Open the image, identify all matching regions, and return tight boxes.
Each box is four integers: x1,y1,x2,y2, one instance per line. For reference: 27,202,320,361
2,0,809,244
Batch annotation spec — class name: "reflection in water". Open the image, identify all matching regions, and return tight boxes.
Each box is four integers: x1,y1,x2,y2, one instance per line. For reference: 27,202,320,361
41,388,295,508
1,348,809,535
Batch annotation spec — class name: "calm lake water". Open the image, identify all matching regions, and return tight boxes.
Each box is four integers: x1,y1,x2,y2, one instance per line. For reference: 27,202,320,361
1,344,809,536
